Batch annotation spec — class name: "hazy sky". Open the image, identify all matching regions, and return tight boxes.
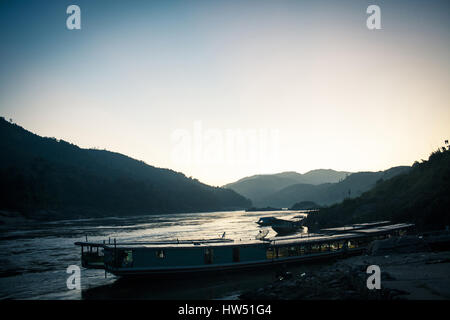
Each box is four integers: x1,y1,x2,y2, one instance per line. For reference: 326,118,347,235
1,0,449,186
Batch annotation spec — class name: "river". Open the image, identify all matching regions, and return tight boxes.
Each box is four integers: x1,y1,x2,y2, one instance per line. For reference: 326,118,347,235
0,210,312,300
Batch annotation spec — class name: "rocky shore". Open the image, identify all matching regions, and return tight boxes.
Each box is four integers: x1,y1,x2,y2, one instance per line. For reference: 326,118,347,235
240,236,450,300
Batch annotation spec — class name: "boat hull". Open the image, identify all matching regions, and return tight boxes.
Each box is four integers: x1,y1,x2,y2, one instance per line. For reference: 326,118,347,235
271,225,302,235
105,248,362,278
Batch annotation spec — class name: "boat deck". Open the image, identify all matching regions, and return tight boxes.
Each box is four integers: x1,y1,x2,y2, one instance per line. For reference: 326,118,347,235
75,223,414,249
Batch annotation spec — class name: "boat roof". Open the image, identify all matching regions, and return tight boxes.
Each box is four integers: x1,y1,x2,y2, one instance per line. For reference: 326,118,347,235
74,223,414,249
350,223,412,234
320,221,391,232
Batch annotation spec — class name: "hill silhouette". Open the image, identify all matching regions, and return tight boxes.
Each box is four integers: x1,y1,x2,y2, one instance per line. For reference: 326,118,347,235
223,169,350,205
303,146,450,231
0,118,251,220
258,166,410,208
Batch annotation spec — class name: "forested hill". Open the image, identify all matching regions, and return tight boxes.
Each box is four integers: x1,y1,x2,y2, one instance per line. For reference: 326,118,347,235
258,166,410,208
303,146,450,232
223,169,350,205
0,118,251,220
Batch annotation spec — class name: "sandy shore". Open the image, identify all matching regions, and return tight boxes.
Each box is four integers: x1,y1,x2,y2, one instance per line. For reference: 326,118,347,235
240,250,450,300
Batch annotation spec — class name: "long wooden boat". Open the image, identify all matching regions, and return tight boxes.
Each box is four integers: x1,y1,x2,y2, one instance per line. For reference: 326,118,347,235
257,217,303,235
74,223,414,278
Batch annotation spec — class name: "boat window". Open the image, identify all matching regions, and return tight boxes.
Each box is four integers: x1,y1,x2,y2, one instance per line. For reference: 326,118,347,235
305,244,312,254
288,246,298,257
360,239,369,246
277,247,289,258
298,245,306,255
156,249,165,259
311,244,321,253
121,250,133,267
204,248,214,264
232,247,240,262
266,247,275,259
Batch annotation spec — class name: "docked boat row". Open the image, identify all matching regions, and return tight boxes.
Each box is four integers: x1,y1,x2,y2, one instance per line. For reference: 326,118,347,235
75,222,414,278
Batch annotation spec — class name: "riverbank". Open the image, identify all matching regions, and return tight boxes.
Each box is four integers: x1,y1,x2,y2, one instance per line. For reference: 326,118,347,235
240,248,450,300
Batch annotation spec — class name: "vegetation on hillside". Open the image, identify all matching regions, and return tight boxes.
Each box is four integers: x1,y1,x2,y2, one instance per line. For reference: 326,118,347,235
258,166,410,208
224,170,350,205
303,145,450,231
0,118,251,220
290,201,322,210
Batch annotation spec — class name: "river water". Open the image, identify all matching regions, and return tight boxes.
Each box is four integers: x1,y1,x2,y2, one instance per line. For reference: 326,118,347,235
0,210,312,300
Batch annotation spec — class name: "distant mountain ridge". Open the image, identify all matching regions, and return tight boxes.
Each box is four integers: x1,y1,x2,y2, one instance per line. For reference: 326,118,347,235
223,169,351,205
257,166,410,208
0,118,251,220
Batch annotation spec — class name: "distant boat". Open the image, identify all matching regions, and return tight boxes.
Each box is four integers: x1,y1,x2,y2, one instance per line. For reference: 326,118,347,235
257,216,304,235
270,219,304,235
256,217,279,226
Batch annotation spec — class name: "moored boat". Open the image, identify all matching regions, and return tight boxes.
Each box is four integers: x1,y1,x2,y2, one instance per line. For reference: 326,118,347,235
256,217,278,226
75,222,414,278
257,216,304,235
270,220,304,235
